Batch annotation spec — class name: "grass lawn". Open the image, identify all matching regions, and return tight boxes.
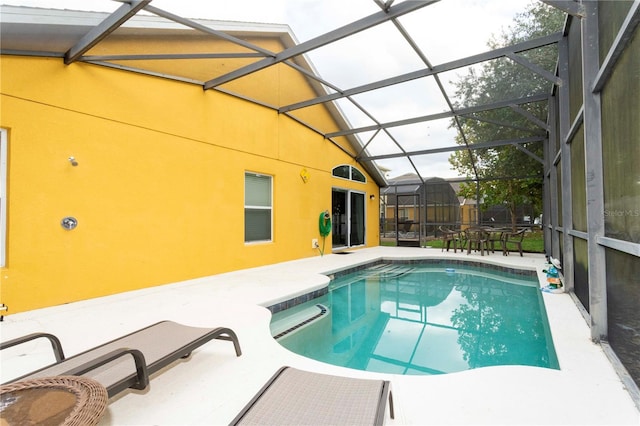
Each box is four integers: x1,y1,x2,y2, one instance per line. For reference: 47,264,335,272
381,229,545,254
521,230,545,253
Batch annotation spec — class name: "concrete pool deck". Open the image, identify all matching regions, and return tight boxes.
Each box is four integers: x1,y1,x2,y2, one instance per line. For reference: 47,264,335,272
1,246,638,425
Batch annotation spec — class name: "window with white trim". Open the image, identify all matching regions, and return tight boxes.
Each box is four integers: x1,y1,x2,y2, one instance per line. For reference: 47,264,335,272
244,172,272,243
332,165,366,183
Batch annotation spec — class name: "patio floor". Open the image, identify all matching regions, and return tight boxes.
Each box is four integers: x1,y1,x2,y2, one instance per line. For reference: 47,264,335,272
1,246,638,425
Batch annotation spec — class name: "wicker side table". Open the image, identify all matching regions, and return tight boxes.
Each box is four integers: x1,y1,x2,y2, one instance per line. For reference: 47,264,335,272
1,376,108,426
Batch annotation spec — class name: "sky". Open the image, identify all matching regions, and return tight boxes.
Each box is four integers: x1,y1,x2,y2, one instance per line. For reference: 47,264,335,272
1,0,535,179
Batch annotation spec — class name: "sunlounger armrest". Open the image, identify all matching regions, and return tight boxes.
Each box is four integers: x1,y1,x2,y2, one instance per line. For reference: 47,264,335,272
64,348,150,392
0,332,66,362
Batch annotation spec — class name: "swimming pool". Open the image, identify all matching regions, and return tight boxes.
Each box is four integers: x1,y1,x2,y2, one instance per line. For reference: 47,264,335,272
270,262,559,375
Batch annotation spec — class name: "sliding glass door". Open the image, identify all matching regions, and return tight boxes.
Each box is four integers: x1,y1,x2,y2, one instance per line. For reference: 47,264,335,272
332,188,365,249
350,191,365,246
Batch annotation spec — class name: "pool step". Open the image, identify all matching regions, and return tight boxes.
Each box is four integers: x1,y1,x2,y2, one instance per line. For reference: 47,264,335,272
330,265,415,290
363,264,415,279
270,304,328,339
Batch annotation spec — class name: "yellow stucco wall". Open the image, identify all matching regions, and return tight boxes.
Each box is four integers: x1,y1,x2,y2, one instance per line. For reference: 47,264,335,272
460,205,478,230
0,52,380,314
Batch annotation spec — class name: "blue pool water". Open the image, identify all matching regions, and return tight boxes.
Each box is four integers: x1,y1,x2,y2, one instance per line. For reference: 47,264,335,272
270,263,559,375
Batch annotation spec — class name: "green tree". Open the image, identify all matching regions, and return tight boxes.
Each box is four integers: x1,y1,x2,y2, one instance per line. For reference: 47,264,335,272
449,2,565,229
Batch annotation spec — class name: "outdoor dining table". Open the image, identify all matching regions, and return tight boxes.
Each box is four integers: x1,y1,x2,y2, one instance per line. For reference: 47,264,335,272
0,376,108,426
485,228,511,253
465,227,491,256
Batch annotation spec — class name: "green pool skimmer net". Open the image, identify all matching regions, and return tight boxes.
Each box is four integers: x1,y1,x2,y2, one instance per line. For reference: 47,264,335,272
318,211,331,256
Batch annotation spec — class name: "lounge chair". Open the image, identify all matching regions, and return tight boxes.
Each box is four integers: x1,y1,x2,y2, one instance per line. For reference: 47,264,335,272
1,320,242,398
230,366,394,426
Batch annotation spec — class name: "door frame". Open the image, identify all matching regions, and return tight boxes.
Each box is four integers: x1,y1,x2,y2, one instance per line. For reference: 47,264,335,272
0,129,7,267
332,187,366,249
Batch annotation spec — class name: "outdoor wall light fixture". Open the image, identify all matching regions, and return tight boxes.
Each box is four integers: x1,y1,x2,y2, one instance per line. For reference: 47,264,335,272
68,156,78,166
370,194,375,200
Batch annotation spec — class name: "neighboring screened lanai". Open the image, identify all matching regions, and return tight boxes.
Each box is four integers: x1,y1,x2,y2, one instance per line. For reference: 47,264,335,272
1,0,639,409
381,174,459,247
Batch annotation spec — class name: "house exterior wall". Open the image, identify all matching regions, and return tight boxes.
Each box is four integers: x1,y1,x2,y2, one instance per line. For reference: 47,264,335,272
0,53,380,314
459,204,477,230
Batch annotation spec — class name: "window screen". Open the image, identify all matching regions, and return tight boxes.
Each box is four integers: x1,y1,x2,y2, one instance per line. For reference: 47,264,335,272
245,172,272,242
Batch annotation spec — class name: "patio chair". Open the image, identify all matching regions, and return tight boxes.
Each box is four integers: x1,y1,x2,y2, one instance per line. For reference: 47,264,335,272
465,227,490,256
1,321,242,398
438,226,461,253
502,228,527,256
486,227,508,253
230,366,394,426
